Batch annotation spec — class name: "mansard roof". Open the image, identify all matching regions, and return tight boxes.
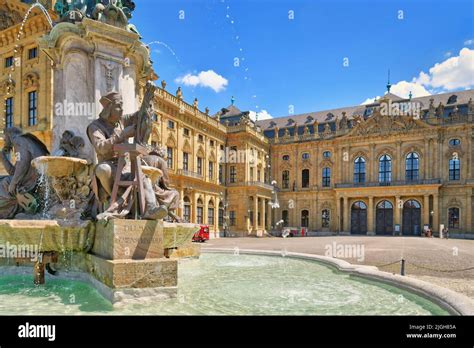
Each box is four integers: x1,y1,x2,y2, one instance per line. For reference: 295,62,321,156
257,89,474,130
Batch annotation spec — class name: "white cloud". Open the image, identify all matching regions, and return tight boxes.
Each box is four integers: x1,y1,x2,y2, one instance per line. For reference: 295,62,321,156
249,110,273,121
444,51,452,58
415,47,474,90
361,47,474,103
175,70,228,93
361,97,380,105
464,39,474,46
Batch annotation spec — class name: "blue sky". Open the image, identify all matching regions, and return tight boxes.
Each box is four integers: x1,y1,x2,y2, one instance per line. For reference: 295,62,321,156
133,0,474,119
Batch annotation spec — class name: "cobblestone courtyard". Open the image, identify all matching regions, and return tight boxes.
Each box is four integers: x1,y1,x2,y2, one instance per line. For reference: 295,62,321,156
203,236,474,299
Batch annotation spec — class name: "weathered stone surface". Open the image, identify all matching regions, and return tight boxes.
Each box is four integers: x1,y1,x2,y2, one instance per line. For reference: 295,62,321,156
0,219,94,252
89,254,177,288
163,222,200,249
92,219,164,260
170,241,201,259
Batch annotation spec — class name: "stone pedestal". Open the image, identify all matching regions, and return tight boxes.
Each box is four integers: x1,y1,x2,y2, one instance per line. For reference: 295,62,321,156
89,220,178,303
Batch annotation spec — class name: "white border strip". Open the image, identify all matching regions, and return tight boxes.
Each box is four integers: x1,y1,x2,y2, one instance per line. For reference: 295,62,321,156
202,248,474,315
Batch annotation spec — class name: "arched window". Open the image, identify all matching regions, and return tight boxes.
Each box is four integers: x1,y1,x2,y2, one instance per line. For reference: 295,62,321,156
282,210,289,227
405,152,419,181
183,196,191,222
379,154,392,183
354,157,366,183
282,170,290,189
321,209,330,228
282,154,290,161
322,167,331,187
449,158,460,181
449,139,461,147
448,208,460,229
302,152,310,160
208,200,215,226
302,169,310,188
197,198,203,224
301,210,309,227
323,151,331,158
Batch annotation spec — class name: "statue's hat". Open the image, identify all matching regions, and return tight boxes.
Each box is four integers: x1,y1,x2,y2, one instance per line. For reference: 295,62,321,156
99,92,122,108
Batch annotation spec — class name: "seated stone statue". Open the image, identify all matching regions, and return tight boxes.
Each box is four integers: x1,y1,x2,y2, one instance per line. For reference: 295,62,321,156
142,146,182,222
0,127,50,218
86,90,167,220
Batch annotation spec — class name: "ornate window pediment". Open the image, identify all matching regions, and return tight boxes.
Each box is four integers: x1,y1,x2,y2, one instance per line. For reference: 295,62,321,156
350,151,368,162
376,147,396,160
23,72,40,89
0,78,15,95
167,133,177,148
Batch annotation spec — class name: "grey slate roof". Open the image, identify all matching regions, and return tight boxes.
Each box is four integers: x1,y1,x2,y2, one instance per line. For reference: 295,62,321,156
257,89,474,130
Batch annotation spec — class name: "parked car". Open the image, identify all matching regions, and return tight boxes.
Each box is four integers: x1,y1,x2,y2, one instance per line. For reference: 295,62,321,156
192,225,210,242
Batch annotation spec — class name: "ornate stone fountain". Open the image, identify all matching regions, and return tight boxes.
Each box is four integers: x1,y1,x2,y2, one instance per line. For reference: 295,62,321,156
0,1,199,303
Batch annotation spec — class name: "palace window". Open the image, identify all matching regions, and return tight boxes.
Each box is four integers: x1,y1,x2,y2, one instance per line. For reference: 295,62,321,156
28,47,38,60
198,134,204,143
219,164,224,184
218,202,224,226
448,208,459,229
302,169,310,188
229,166,236,183
167,120,175,129
28,91,37,126
208,201,215,226
322,209,330,228
449,139,461,147
183,152,189,171
197,157,203,175
5,56,13,68
447,95,457,104
183,197,191,222
250,167,254,181
210,140,214,147
301,210,309,228
282,210,289,227
322,167,331,187
405,152,419,181
302,152,310,160
167,147,173,169
209,161,214,180
378,154,392,183
5,97,13,128
323,151,331,158
353,157,366,183
449,158,460,181
197,198,203,224
282,170,290,189
183,128,189,136
282,154,290,161
229,211,236,226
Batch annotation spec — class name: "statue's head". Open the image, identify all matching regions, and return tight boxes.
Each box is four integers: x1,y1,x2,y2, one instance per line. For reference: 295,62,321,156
99,92,123,123
3,127,22,149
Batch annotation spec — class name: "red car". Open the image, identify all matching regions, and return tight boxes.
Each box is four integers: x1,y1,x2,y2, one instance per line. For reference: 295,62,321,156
192,225,210,243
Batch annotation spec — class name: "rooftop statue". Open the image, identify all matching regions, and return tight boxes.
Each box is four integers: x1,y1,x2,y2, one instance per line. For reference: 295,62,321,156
0,127,50,218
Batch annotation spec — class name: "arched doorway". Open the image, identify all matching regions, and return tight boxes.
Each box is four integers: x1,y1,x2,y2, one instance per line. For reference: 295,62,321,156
376,200,393,235
351,201,367,235
402,200,421,235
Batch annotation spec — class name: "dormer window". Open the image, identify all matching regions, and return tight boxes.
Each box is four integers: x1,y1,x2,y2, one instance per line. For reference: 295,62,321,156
269,121,277,128
447,95,457,104
306,115,314,123
287,118,295,125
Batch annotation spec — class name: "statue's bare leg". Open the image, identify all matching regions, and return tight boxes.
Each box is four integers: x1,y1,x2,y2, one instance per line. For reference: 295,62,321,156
143,177,167,220
95,164,113,196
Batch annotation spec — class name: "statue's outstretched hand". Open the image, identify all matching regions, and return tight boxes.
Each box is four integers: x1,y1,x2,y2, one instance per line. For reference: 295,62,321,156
117,125,136,142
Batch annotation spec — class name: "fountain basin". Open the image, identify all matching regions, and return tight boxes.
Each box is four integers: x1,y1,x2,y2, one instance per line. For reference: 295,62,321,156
32,156,88,177
0,220,94,252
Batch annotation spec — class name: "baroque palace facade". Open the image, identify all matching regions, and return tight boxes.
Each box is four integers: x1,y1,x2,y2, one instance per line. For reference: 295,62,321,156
0,0,473,238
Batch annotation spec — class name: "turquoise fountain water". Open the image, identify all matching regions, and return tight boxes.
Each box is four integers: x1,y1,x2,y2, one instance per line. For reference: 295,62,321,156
0,253,448,315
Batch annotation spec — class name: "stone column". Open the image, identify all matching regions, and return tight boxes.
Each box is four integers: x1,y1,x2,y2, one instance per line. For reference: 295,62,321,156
343,196,349,232
260,197,266,235
214,196,220,238
394,195,401,230
266,199,272,231
336,197,341,233
423,194,430,229
369,144,375,182
433,194,439,234
203,194,208,226
466,193,472,234
367,196,374,235
396,141,402,181
178,189,184,219
192,192,197,224
253,195,258,233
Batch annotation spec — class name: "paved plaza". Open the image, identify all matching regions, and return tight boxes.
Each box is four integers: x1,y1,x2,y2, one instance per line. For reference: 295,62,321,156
203,236,474,299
